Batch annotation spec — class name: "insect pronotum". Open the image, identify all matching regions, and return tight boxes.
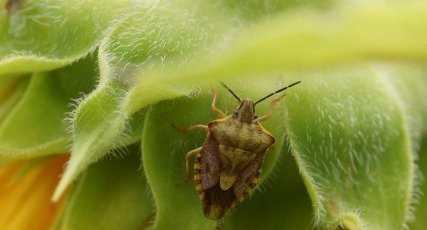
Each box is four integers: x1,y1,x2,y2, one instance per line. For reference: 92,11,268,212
175,81,301,220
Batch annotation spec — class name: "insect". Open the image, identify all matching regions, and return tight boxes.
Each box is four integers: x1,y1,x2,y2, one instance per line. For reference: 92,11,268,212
175,81,301,220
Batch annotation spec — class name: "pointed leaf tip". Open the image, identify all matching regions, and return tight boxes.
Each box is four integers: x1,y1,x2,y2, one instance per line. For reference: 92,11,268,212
52,160,76,202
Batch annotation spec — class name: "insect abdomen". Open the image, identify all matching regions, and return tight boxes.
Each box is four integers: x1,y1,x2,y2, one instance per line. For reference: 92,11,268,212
202,185,235,220
195,140,235,220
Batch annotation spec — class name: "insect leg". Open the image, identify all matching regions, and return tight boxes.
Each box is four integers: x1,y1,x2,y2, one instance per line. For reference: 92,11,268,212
211,89,226,118
254,93,286,123
176,147,203,187
172,124,208,133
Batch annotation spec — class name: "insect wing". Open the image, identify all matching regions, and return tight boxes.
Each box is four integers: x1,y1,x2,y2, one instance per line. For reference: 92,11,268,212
200,135,220,190
233,152,265,198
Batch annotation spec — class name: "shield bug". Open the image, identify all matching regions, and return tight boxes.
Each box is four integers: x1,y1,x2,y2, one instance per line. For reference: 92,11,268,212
175,81,301,220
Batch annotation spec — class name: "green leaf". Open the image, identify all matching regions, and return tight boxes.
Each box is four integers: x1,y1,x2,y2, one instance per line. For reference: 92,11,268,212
411,137,427,230
52,146,153,230
0,0,132,74
283,71,415,229
0,75,28,124
98,0,331,81
388,68,427,229
97,0,233,81
0,73,67,156
98,0,337,83
52,79,145,201
131,1,427,88
217,0,333,20
385,67,427,138
0,57,97,158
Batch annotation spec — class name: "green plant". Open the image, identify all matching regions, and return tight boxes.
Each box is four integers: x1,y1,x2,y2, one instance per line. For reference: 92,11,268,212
0,0,426,229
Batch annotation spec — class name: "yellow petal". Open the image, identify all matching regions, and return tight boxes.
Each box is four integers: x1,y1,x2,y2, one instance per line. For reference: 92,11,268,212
0,155,68,230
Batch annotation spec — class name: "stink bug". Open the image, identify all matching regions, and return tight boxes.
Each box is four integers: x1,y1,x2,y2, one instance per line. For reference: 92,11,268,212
175,81,301,220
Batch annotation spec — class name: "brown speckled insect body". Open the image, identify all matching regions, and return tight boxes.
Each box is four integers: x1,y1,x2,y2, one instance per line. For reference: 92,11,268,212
176,81,301,220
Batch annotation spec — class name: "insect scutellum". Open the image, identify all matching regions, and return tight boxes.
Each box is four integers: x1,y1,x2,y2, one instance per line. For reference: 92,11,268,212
220,81,302,123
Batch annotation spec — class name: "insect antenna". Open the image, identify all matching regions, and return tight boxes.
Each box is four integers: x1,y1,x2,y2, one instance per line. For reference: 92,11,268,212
255,80,302,104
220,82,241,102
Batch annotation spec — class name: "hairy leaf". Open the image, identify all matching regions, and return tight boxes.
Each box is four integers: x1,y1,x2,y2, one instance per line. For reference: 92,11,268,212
0,75,28,124
52,146,152,230
284,71,414,229
133,1,427,87
0,0,132,74
52,80,146,201
411,137,427,229
0,57,97,158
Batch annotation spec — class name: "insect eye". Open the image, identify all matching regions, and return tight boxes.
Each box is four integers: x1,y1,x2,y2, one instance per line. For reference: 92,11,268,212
233,111,238,116
254,114,258,119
